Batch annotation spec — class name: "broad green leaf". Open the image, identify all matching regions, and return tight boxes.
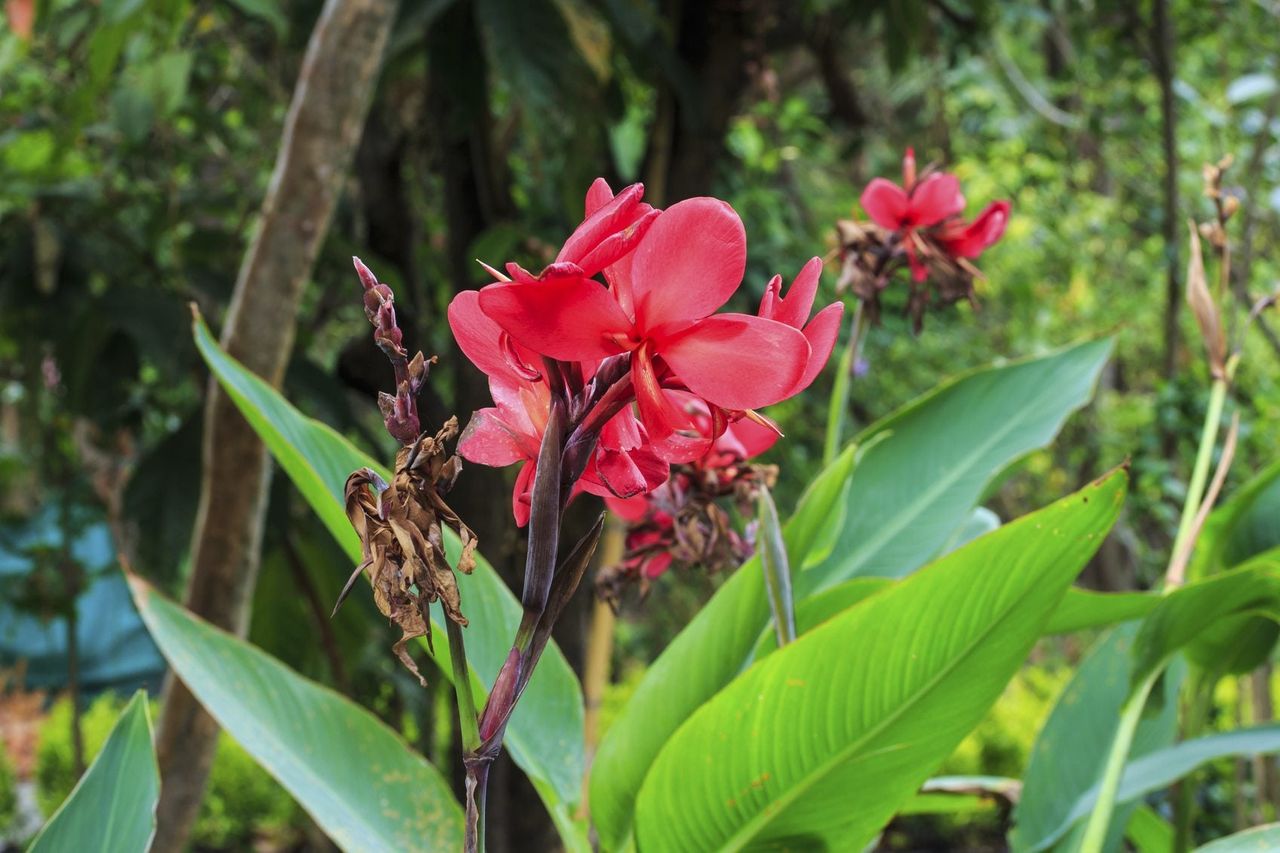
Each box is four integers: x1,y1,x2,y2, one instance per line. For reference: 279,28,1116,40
191,314,586,834
1044,588,1158,634
1125,805,1175,852
805,337,1112,591
28,691,158,853
1009,626,1181,853
632,471,1126,851
1190,460,1280,581
131,577,463,851
1055,723,1280,841
1132,553,1280,690
590,342,1109,848
589,445,857,848
898,776,1020,815
1196,823,1280,851
756,581,1158,661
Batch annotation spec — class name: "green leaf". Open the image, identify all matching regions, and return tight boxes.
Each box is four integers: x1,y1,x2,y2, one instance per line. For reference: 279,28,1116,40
1009,625,1181,853
590,341,1111,848
898,776,1021,815
632,471,1127,851
1044,588,1159,635
1055,724,1280,841
589,445,858,848
1196,823,1280,851
130,578,462,851
1125,805,1175,853
27,691,158,853
223,0,289,37
804,337,1112,591
755,581,1158,662
190,313,587,835
1131,554,1280,690
1191,460,1280,580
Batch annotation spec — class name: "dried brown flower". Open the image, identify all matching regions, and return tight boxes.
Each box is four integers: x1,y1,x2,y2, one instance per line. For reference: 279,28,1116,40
340,417,478,685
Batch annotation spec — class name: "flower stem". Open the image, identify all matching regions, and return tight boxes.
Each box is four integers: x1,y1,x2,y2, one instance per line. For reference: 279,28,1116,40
823,300,866,466
1165,374,1229,588
1079,670,1161,853
446,618,481,754
757,486,796,646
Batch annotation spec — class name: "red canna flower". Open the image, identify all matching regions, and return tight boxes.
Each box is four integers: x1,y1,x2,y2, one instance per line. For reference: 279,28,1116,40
859,148,965,281
478,192,814,449
934,200,1011,260
757,257,844,394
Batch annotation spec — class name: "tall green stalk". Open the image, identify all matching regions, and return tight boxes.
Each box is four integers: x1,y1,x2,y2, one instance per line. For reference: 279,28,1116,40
824,301,866,465
1079,670,1160,853
447,619,483,852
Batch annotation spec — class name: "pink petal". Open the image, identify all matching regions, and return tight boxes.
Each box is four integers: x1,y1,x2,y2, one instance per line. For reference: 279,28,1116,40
458,407,528,467
557,183,647,267
449,290,532,381
512,461,535,527
763,257,823,329
860,178,909,230
605,493,649,522
657,314,810,411
795,302,844,392
629,197,747,328
478,277,632,362
585,178,615,217
577,207,660,278
941,200,1010,258
909,173,965,227
631,350,695,441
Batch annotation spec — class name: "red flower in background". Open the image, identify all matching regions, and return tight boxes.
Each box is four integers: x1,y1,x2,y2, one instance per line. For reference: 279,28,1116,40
860,148,965,281
935,200,1011,259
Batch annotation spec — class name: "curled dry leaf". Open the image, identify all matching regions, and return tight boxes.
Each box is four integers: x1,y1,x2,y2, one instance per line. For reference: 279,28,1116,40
1185,221,1227,379
341,417,478,685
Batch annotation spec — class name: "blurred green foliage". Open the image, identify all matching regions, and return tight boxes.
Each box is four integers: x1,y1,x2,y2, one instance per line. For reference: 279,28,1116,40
0,742,15,834
35,693,304,849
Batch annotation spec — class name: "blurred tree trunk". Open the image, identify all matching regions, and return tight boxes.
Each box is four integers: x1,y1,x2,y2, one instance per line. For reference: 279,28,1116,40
1152,0,1180,439
151,0,397,849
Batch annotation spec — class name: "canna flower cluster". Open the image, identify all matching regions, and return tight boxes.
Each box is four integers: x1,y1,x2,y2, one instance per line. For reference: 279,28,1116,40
448,178,843,526
596,407,780,602
836,148,1010,330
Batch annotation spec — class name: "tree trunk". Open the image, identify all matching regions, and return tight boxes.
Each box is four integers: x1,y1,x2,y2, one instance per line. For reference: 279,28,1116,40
150,0,397,848
1152,0,1180,426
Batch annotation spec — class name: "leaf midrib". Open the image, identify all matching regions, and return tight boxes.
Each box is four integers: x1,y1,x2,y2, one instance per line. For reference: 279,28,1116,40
717,518,1090,850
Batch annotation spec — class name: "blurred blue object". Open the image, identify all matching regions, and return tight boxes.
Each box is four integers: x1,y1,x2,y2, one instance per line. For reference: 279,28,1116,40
0,507,164,694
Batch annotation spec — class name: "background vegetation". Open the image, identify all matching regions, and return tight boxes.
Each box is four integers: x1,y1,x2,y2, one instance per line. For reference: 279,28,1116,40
2,0,1279,848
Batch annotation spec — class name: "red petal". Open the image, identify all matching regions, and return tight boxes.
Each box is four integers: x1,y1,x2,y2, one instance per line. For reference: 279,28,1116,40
632,350,694,441
940,200,1010,258
478,278,632,362
909,173,965,227
657,314,810,410
642,551,674,579
557,182,647,267
629,198,746,328
585,177,615,217
458,408,528,467
795,302,844,392
512,461,535,527
860,178,909,230
723,416,779,459
449,291,521,381
605,493,649,522
762,257,823,329
577,207,660,278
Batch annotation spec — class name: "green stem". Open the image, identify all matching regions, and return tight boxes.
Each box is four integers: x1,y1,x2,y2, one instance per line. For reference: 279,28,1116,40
823,300,867,465
1167,376,1228,586
1080,670,1162,853
446,618,481,754
1173,674,1215,852
757,486,796,646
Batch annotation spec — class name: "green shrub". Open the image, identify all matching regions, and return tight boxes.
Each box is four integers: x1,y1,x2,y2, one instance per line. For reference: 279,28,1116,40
35,692,304,849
